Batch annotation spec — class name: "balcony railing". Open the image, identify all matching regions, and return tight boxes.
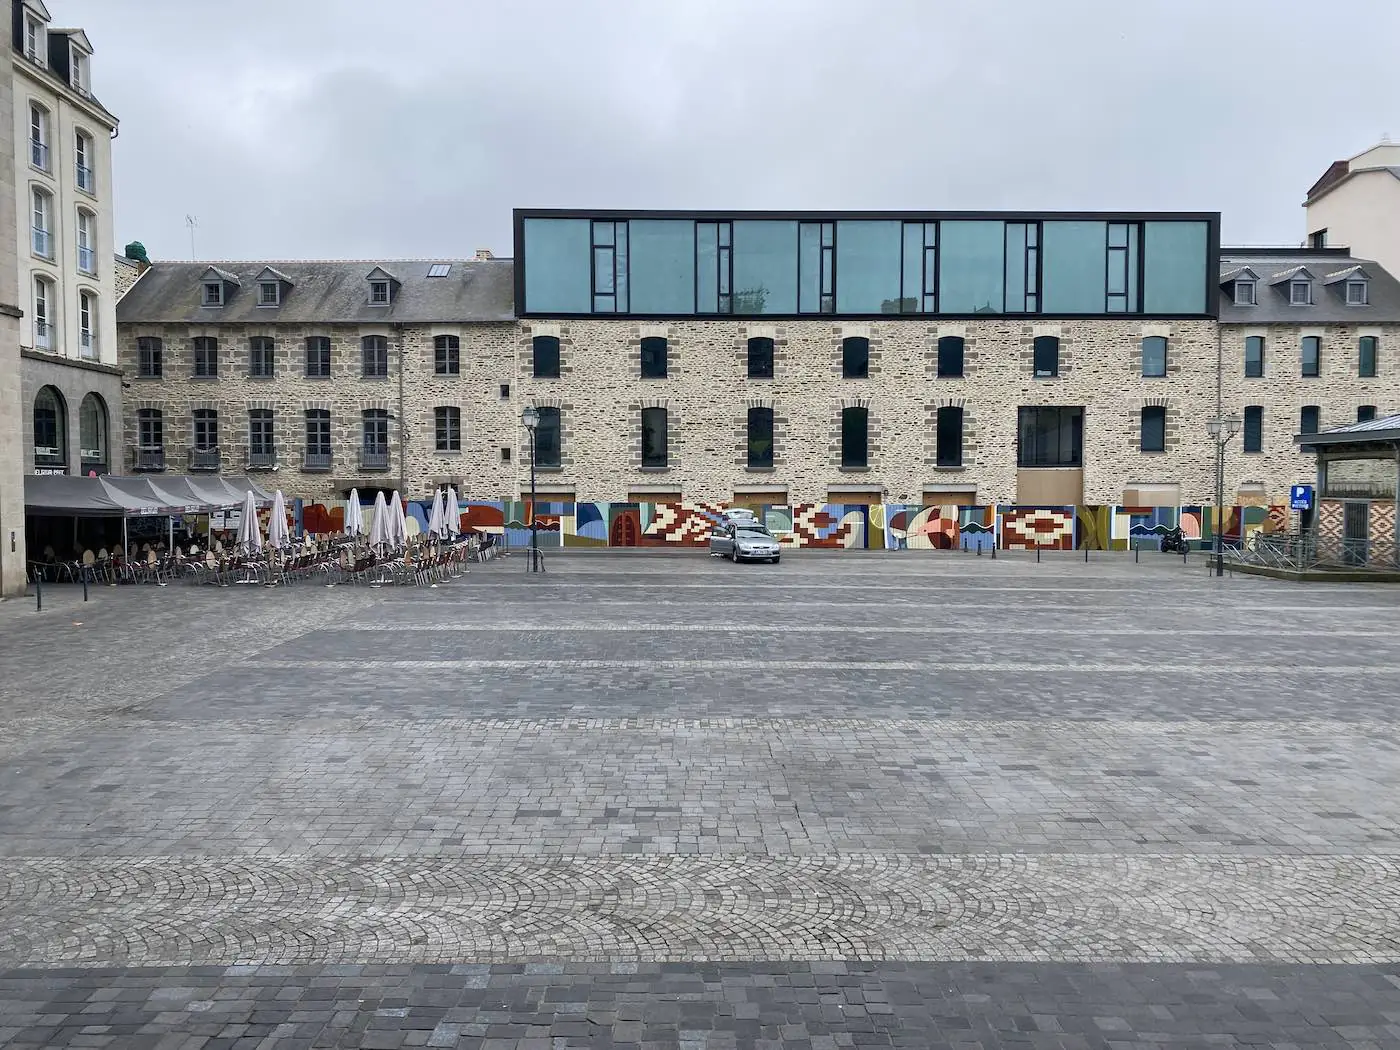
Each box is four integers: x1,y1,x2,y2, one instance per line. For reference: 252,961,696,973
133,446,166,472
78,246,95,273
34,321,51,350
76,164,94,192
189,447,220,472
79,330,95,357
34,445,64,466
247,449,277,471
360,449,390,471
30,139,47,169
31,227,51,257
302,451,333,473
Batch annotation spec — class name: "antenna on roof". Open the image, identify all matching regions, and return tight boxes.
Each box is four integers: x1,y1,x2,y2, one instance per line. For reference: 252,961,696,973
185,215,198,260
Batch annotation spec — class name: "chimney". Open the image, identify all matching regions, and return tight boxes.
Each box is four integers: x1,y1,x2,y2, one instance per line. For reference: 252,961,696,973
474,249,493,261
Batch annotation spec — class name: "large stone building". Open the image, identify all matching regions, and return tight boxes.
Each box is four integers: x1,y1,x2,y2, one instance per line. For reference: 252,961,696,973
0,30,24,595
114,210,1400,511
11,0,120,482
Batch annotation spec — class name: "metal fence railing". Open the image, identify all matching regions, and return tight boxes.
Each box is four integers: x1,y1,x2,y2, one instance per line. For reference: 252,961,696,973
1226,531,1400,572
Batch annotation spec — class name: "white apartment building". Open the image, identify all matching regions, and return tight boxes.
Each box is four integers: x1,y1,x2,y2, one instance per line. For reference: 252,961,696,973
1304,141,1400,278
11,0,120,484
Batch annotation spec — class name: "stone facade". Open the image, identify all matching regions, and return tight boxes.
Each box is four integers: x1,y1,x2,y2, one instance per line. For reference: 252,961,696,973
0,39,25,596
115,320,519,501
19,349,121,475
113,254,144,300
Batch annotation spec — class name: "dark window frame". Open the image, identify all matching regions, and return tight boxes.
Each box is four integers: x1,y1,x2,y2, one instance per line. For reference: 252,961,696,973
305,336,332,378
531,335,561,379
640,406,668,468
935,406,963,466
33,388,63,462
1140,405,1166,452
434,334,460,376
1244,335,1265,378
1016,405,1083,467
695,220,733,315
534,406,561,468
361,335,389,378
898,221,939,314
840,406,869,469
640,336,668,379
1299,405,1320,436
434,406,461,452
591,219,629,313
746,336,774,379
1032,335,1059,378
746,406,774,469
1301,335,1321,378
192,336,218,378
304,409,332,457
798,220,835,314
1358,405,1377,423
137,336,162,378
249,336,275,378
936,336,964,378
1243,405,1263,452
361,409,390,454
1359,335,1378,378
191,408,218,451
842,336,870,379
1141,336,1167,378
249,408,275,456
137,408,164,450
1105,221,1142,313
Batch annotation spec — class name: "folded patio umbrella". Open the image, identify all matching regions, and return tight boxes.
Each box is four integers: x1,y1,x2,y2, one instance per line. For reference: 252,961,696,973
235,490,262,552
344,488,364,537
368,491,390,550
390,491,408,547
426,489,445,540
444,486,459,538
268,490,290,548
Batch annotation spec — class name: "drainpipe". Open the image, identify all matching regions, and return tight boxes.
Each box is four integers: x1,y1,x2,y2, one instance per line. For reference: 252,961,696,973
395,324,407,496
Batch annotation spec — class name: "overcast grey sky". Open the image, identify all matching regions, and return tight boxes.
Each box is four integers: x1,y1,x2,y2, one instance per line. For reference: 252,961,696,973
64,0,1400,262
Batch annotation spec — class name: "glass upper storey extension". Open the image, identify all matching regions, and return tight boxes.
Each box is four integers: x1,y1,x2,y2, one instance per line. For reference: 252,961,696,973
514,210,1220,319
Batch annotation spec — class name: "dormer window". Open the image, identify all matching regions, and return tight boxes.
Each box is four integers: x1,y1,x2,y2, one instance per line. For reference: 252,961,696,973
1346,279,1368,305
1234,280,1256,306
203,282,223,307
259,281,280,306
369,281,389,305
70,46,89,94
24,14,45,64
1290,280,1312,305
364,266,398,306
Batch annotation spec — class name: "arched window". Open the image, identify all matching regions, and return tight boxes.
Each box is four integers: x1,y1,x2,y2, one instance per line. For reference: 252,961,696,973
32,275,54,349
78,290,96,356
532,335,560,378
28,103,49,170
33,386,66,468
841,406,868,468
76,208,95,273
31,186,53,257
79,393,107,473
842,337,869,379
746,337,774,379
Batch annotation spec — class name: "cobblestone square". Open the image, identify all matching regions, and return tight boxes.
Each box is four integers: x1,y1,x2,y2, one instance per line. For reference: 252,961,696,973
2,552,1400,1047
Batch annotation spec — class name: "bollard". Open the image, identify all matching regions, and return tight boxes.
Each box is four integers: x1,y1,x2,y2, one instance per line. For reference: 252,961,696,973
1036,547,1041,563
82,573,89,602
1085,547,1089,563
991,543,996,560
976,542,982,556
34,578,41,612
1182,544,1188,565
1135,545,1140,563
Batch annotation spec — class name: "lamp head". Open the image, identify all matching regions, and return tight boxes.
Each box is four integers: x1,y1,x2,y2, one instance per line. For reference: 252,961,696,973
521,405,539,432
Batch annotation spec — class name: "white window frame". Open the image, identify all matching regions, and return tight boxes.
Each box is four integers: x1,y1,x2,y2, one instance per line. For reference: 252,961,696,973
1346,280,1368,305
369,280,390,305
78,291,95,357
202,282,224,307
70,46,89,94
1234,280,1255,306
1290,280,1312,305
24,15,44,63
76,209,95,274
74,131,94,193
258,281,280,306
31,187,52,258
33,276,52,350
29,103,49,170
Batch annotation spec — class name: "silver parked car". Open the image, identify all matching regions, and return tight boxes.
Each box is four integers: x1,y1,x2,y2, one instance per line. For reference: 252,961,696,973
709,520,782,564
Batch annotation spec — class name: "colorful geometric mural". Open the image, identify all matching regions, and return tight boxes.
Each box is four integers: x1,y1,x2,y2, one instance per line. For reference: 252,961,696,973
1000,507,1075,551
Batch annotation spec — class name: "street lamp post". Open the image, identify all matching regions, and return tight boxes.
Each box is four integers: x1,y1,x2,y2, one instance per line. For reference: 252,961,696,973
521,405,539,573
1206,414,1242,577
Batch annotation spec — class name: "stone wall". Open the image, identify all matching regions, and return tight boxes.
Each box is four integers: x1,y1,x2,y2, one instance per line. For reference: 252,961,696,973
20,350,123,475
0,41,23,596
113,256,145,300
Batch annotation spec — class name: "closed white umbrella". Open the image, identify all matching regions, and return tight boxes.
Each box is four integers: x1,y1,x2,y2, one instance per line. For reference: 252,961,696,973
444,486,459,538
368,491,389,550
268,490,290,548
388,490,407,548
235,490,262,552
426,489,445,540
344,488,364,537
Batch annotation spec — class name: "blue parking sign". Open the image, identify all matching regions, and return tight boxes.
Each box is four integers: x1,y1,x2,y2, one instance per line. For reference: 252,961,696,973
1290,484,1313,511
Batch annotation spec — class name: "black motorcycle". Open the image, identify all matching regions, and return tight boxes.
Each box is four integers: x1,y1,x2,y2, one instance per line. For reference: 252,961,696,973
1159,525,1189,554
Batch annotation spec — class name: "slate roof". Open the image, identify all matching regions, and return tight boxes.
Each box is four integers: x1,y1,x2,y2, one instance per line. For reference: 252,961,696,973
1298,413,1400,448
116,259,516,324
1218,249,1400,324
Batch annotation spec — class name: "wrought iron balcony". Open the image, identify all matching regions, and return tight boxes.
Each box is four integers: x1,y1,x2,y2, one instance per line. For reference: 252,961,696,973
246,449,277,471
134,446,166,472
359,449,390,472
189,447,220,472
302,451,333,473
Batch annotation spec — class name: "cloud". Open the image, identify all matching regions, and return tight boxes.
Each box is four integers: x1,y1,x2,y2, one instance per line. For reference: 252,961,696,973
64,0,1400,260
